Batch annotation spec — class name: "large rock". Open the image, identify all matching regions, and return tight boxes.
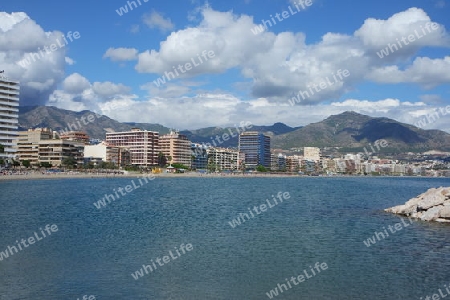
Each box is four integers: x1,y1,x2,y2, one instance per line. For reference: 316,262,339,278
417,188,446,210
420,205,443,221
442,188,450,197
385,203,416,215
385,186,450,222
439,206,450,218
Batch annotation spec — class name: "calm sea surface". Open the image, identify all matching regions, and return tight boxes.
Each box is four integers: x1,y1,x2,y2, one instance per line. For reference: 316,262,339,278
1,177,450,299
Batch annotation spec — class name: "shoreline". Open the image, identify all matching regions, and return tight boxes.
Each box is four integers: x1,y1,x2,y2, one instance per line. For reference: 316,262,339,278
0,172,303,181
0,171,445,181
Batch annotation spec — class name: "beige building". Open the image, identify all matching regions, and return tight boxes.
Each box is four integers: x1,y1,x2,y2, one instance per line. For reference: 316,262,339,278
207,147,239,171
160,131,192,167
304,147,321,162
286,155,302,172
106,128,159,167
16,128,53,165
38,139,84,167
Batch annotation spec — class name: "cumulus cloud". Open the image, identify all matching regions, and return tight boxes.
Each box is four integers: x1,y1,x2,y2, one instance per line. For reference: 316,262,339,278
48,73,134,112
0,12,68,106
142,10,175,33
62,73,90,94
92,81,130,97
103,47,138,61
355,8,449,52
131,6,450,104
65,57,75,65
3,7,449,132
367,56,450,88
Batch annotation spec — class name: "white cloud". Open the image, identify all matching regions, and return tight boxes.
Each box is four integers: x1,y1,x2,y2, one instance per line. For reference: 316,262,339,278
355,7,449,52
103,47,138,61
0,12,68,106
367,56,450,88
62,73,90,94
0,12,28,32
92,81,130,97
131,7,450,104
3,7,449,133
142,10,175,33
48,73,134,112
65,57,75,65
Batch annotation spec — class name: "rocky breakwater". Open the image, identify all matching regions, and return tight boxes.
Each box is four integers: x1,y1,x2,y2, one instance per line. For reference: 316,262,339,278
385,187,450,222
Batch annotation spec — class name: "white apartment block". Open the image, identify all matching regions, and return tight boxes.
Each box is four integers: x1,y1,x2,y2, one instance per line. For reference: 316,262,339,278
0,77,19,162
207,147,239,171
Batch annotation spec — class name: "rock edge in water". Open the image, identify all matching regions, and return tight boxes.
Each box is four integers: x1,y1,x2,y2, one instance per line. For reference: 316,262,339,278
384,186,450,223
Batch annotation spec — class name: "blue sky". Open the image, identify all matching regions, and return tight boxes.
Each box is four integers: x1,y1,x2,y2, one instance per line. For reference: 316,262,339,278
1,0,449,131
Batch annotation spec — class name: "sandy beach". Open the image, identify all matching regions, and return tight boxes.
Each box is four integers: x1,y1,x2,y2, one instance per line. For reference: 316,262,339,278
0,170,304,181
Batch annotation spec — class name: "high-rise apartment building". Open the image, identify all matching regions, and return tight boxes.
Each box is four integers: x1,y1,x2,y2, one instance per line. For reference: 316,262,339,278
160,131,192,167
0,76,19,163
106,128,159,167
238,131,271,169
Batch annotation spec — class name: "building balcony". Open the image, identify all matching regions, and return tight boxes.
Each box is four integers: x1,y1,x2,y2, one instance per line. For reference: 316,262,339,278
0,94,19,101
0,122,19,129
0,81,19,88
0,130,18,136
0,112,18,119
0,100,19,107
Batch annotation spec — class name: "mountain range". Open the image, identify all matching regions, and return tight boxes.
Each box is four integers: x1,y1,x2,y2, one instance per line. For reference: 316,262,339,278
18,106,450,152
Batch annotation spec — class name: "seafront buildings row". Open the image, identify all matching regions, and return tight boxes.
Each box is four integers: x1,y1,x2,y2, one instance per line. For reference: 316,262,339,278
1,77,449,176
10,127,450,176
10,127,275,171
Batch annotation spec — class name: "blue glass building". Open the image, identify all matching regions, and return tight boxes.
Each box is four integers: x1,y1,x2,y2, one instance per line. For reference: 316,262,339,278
238,131,271,169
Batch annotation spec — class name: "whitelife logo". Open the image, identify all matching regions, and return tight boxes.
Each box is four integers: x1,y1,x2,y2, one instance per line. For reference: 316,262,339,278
153,50,215,87
93,174,156,210
265,262,328,299
131,243,193,280
192,121,253,156
251,0,313,35
288,69,350,106
376,22,439,58
414,106,450,129
228,192,291,228
116,0,149,16
0,224,58,262
18,31,81,68
363,218,413,247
